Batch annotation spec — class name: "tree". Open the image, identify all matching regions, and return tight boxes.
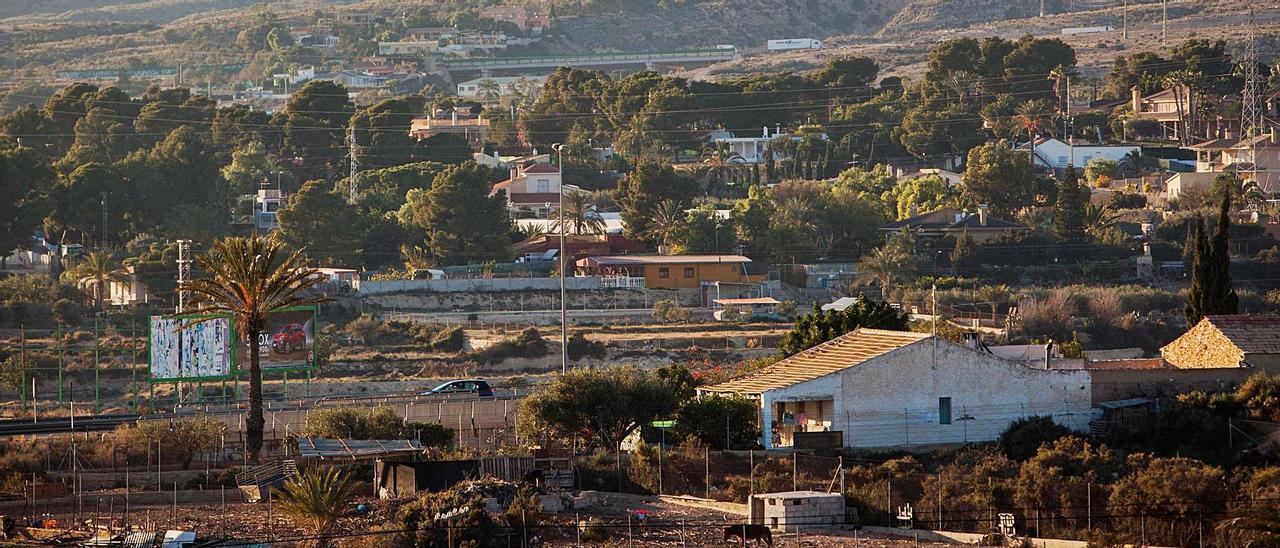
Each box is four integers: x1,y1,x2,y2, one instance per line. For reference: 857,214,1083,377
854,246,910,296
276,80,353,179
1014,437,1119,536
617,162,697,239
551,191,605,235
220,140,277,196
275,467,355,548
1083,158,1121,186
69,251,130,311
643,200,687,250
962,140,1036,217
179,236,325,462
1108,457,1227,546
351,97,426,169
1015,98,1053,163
418,132,473,165
681,203,738,254
475,79,502,101
516,366,680,449
888,175,960,220
674,395,760,450
276,181,365,267
1053,164,1086,242
778,299,908,357
998,416,1072,460
0,146,54,266
406,162,513,266
950,230,978,271
1185,192,1238,325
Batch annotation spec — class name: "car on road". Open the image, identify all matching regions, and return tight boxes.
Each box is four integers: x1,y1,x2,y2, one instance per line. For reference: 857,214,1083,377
422,379,494,398
272,323,307,354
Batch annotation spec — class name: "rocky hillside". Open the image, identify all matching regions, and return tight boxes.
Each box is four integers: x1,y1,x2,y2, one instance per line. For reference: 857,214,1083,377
553,0,910,51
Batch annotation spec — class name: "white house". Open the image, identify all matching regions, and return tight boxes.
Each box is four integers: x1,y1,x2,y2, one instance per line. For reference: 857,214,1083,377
700,329,1093,449
312,71,386,89
456,75,547,99
708,127,826,164
1017,138,1139,170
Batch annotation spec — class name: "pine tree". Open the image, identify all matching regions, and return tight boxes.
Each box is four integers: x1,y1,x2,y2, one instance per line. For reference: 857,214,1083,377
1053,164,1086,242
950,230,978,272
1185,191,1239,325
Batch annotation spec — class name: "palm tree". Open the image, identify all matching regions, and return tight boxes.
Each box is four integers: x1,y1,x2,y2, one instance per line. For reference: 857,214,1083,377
1016,99,1054,168
1219,505,1280,547
855,246,910,297
644,200,687,251
701,144,746,190
476,79,502,101
72,251,131,311
274,466,355,548
551,192,606,235
1083,203,1120,238
179,236,325,463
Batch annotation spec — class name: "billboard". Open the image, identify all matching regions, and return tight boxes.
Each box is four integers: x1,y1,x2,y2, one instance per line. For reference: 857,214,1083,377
234,306,318,373
149,315,234,382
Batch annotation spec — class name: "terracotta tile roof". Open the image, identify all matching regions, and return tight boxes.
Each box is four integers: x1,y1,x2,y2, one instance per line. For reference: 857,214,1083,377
522,163,560,174
700,329,932,395
1205,315,1280,354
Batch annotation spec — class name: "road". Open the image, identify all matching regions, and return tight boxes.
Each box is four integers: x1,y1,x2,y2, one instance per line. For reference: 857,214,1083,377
0,389,527,449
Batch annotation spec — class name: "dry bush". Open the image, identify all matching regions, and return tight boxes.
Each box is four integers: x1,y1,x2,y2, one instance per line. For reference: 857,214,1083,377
1017,289,1075,341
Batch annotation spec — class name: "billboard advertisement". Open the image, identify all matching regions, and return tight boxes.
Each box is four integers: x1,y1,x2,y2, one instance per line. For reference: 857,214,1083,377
149,315,233,382
234,306,318,373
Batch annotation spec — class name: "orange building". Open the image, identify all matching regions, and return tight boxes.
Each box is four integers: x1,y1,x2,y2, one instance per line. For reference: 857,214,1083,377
576,254,763,289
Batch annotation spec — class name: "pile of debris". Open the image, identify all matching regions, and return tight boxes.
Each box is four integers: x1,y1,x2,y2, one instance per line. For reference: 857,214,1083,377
455,477,523,512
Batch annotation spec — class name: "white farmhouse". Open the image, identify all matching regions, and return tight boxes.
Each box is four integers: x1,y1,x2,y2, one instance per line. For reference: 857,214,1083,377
699,329,1093,449
1017,137,1139,171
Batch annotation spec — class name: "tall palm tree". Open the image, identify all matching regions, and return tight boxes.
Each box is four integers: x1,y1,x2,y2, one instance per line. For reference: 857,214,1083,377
1083,203,1120,238
275,466,355,548
1219,505,1280,547
644,200,687,251
72,251,131,311
180,236,324,463
1016,99,1054,169
702,144,746,190
855,246,910,297
551,191,606,235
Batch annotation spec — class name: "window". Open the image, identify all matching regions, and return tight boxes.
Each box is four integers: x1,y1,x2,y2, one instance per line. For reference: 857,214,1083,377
938,397,952,425
1057,156,1068,166
658,267,669,278
683,267,695,278
536,179,550,193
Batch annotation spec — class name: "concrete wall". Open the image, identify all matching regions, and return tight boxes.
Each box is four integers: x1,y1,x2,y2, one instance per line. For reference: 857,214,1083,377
752,492,844,532
359,276,602,294
1089,367,1253,402
760,340,1093,449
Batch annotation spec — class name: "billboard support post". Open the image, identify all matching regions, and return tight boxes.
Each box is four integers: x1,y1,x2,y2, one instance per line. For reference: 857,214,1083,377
56,326,64,404
94,316,100,414
282,372,288,400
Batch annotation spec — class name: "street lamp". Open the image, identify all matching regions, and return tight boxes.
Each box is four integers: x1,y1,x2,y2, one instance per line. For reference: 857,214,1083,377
551,143,568,374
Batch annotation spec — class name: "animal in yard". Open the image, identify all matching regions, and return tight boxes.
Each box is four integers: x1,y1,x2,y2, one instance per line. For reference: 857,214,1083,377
723,524,773,547
521,468,545,488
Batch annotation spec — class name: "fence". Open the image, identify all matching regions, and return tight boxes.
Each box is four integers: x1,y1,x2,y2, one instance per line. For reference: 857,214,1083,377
356,276,604,294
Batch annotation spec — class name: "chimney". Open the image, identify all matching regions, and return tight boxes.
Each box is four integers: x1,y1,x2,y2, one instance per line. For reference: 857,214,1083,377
1131,85,1142,113
1044,340,1054,370
775,123,781,137
451,110,458,124
509,166,519,181
763,126,769,138
978,204,989,226
963,332,980,349
1271,127,1277,145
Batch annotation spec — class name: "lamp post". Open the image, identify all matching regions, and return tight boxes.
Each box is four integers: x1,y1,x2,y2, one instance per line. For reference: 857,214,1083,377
551,143,568,374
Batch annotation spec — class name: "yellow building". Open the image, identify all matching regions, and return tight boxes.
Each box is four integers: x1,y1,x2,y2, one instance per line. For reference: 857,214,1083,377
575,254,762,289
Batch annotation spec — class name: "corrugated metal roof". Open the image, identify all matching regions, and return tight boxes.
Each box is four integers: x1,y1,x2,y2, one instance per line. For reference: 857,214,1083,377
579,254,751,266
1206,315,1280,354
297,438,425,460
713,297,780,305
701,329,931,394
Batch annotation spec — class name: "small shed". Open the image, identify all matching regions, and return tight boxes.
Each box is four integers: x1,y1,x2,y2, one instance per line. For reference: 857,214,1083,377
749,491,845,532
375,455,572,499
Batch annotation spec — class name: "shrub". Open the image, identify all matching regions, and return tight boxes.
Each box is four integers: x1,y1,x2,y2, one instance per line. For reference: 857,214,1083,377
998,416,1072,460
51,298,82,326
303,406,453,444
472,327,547,364
674,395,760,450
566,332,605,361
377,488,496,548
652,299,692,323
431,327,465,352
1016,290,1075,341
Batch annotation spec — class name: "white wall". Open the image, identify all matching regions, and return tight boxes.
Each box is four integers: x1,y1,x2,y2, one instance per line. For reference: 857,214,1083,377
759,339,1093,449
358,276,603,294
1033,140,1138,169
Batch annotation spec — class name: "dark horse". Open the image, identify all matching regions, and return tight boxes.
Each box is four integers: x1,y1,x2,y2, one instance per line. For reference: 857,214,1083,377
723,524,773,547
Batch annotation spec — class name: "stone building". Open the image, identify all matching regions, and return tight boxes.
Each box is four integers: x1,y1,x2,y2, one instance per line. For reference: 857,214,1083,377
1160,315,1280,372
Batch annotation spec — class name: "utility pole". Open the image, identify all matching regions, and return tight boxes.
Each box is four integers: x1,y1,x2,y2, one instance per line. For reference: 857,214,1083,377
1040,0,1045,17
1161,0,1168,43
1242,4,1263,188
348,125,359,203
552,143,569,374
1122,0,1128,40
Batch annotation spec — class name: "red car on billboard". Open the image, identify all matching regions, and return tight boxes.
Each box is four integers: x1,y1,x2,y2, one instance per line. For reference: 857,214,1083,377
271,323,307,354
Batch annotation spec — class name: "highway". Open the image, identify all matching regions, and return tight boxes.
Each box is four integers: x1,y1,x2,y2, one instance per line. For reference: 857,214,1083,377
0,389,527,448
442,47,738,74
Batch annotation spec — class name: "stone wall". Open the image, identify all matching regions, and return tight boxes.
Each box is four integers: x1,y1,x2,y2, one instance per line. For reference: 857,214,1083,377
1160,320,1245,368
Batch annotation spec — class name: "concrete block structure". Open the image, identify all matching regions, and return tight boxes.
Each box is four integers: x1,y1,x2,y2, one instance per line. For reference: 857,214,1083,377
749,491,844,532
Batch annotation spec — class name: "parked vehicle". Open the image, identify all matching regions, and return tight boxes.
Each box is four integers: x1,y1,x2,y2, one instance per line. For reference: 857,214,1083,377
422,379,494,397
271,323,307,354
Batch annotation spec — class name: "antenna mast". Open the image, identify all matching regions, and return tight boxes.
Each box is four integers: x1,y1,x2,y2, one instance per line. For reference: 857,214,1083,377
1242,4,1265,189
176,240,192,313
348,125,359,203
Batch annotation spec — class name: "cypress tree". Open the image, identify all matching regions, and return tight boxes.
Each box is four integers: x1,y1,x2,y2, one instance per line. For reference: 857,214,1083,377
1185,191,1239,325
1053,164,1086,241
950,230,978,272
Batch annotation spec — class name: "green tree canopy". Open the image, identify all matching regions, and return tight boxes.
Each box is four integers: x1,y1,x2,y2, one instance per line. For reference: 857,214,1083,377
277,180,365,267
404,162,513,266
516,366,681,448
962,139,1036,217
778,299,908,357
